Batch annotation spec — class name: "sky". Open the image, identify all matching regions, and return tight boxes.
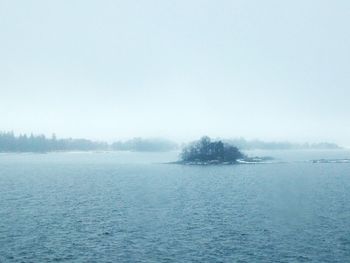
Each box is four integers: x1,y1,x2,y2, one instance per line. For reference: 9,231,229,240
1,0,349,145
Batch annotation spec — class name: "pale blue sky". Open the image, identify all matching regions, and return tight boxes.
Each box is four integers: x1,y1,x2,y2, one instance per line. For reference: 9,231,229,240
1,0,349,145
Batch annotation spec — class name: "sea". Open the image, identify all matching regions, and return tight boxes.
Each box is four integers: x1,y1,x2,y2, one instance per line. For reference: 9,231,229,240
0,150,350,262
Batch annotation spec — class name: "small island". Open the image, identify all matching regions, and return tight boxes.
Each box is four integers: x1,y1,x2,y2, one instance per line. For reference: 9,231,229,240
179,136,242,165
176,136,273,165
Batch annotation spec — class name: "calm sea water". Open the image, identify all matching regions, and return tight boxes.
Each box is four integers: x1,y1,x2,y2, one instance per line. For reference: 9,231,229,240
1,150,350,262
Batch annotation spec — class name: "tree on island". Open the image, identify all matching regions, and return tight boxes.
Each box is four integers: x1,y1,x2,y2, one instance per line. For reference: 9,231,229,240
180,136,245,163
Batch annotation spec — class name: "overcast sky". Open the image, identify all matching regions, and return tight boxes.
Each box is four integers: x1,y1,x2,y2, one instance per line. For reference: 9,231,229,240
1,0,349,145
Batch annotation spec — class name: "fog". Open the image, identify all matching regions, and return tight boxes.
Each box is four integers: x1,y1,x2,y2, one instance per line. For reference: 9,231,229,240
1,0,349,146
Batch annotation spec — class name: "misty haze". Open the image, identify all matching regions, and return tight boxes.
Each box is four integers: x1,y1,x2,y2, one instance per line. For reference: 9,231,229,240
1,1,350,262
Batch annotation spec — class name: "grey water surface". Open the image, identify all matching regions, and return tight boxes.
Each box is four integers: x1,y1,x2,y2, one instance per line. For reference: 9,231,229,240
1,150,350,262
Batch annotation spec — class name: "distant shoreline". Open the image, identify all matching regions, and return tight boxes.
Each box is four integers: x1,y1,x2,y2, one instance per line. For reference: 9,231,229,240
0,131,344,153
0,148,347,154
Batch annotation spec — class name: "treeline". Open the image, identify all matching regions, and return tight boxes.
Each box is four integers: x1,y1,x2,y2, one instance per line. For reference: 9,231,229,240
0,132,178,153
0,132,107,152
224,138,341,150
0,131,341,153
112,138,178,152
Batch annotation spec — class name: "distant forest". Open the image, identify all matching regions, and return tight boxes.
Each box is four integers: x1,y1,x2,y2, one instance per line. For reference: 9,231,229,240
0,132,107,152
112,138,178,152
0,132,178,153
0,132,341,153
224,138,341,150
